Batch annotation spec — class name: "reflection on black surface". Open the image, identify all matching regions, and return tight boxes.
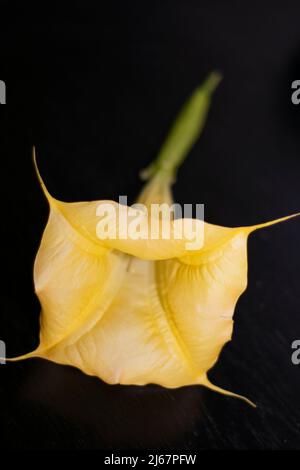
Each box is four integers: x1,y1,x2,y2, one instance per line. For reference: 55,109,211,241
20,360,204,449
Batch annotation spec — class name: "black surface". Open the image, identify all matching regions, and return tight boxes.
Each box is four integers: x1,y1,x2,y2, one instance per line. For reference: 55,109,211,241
0,0,300,451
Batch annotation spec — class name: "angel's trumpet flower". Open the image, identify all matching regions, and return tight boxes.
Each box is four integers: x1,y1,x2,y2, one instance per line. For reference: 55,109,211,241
7,73,299,406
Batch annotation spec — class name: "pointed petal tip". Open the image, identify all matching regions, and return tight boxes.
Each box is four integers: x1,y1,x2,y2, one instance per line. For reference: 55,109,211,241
32,147,54,203
200,375,256,408
2,350,38,362
245,212,300,234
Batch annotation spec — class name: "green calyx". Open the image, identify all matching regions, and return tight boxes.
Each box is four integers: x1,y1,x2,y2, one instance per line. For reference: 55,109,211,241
140,71,222,183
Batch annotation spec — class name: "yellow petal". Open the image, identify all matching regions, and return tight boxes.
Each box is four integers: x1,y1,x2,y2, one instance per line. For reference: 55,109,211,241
34,205,128,350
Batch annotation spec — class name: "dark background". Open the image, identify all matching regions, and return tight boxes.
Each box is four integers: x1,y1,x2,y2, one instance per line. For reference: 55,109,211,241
0,0,300,451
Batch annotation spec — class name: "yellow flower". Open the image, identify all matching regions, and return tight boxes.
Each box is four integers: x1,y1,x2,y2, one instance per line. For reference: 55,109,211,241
9,73,298,406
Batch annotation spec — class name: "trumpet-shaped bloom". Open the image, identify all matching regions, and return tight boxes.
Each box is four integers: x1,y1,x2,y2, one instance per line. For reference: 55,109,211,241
9,73,298,406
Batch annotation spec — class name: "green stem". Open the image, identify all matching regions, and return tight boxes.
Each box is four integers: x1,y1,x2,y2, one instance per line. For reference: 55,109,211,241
140,71,222,182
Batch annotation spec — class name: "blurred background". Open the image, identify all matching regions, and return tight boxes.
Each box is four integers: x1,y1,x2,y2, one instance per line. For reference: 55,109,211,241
0,0,300,450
